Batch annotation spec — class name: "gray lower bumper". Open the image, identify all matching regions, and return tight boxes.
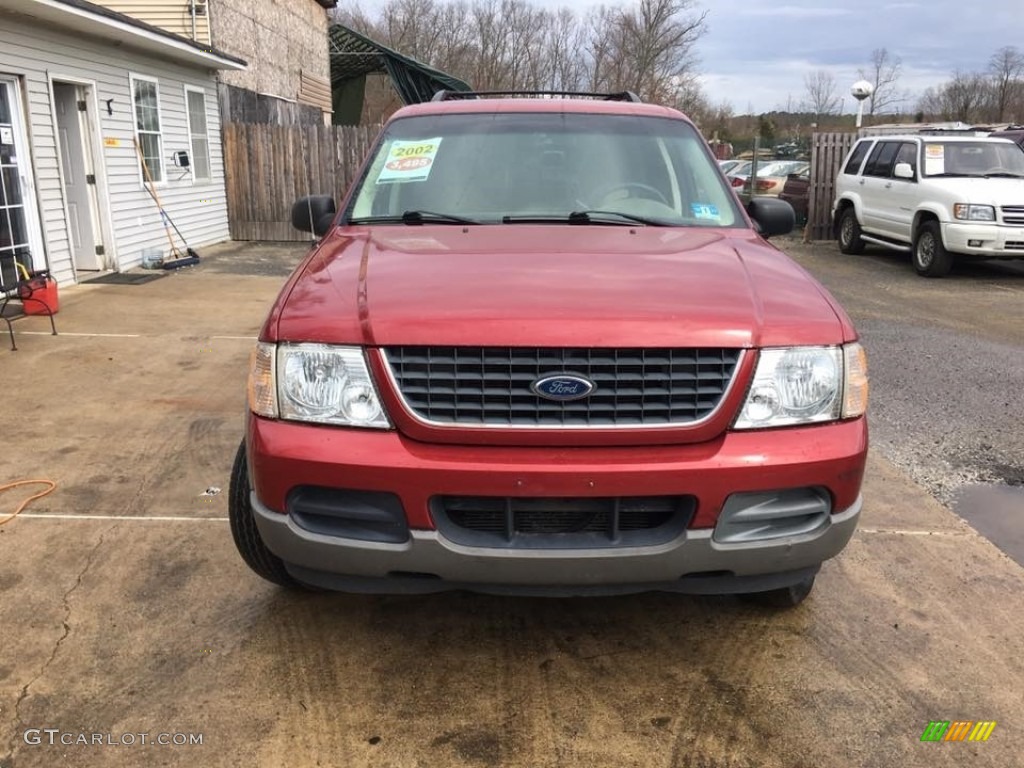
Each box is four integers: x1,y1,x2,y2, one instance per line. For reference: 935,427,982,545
252,493,862,596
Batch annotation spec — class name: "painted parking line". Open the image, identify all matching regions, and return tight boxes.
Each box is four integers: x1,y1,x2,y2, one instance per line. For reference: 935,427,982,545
17,514,228,521
17,332,256,339
858,528,971,536
17,331,141,338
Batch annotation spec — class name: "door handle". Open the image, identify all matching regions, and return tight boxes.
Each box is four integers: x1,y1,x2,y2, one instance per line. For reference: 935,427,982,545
858,179,865,185
885,182,893,188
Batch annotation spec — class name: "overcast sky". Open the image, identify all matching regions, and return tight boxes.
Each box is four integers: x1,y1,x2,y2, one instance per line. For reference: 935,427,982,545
352,0,1024,114
696,0,1024,113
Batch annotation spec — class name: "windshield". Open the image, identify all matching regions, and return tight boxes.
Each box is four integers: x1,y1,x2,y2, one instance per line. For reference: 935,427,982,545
922,141,1024,177
754,161,807,177
347,112,742,227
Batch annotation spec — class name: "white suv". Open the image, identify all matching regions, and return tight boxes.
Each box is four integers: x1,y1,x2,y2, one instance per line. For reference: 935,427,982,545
832,135,1024,277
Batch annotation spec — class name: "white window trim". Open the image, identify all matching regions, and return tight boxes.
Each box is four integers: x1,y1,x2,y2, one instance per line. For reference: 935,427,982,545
183,85,212,185
129,73,166,187
0,77,47,273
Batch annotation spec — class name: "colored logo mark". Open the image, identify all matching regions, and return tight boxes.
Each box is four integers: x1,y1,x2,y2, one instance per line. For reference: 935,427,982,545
920,721,996,742
531,374,596,402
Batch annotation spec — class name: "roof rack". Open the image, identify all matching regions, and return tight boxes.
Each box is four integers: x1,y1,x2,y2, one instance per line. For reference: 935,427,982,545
431,90,643,103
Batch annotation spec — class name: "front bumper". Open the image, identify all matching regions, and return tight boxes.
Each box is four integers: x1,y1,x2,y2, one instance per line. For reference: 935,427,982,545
247,416,867,593
253,492,860,595
942,222,1024,257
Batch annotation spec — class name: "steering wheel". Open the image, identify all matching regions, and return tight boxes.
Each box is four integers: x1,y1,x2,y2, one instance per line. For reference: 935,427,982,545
591,181,670,207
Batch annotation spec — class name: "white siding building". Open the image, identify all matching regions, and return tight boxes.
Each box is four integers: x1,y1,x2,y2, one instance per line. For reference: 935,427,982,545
0,0,245,285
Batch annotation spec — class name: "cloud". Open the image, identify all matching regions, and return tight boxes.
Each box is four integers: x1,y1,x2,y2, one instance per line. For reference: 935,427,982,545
733,5,852,18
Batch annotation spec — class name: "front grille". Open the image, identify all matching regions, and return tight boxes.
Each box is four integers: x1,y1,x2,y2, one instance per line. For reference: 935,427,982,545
432,495,695,549
384,346,741,426
1005,241,1024,250
1001,205,1024,225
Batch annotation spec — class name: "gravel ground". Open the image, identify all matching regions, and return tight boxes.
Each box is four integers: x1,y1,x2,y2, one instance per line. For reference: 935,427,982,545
858,319,1024,502
778,236,1024,506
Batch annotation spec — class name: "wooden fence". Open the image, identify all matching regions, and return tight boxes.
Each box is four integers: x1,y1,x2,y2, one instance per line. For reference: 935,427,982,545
223,123,379,241
805,131,857,241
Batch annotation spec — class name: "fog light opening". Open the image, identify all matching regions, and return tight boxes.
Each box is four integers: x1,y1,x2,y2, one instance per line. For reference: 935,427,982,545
968,239,983,247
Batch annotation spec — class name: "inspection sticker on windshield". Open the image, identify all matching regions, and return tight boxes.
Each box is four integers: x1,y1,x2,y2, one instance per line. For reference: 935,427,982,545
691,203,720,220
376,138,443,184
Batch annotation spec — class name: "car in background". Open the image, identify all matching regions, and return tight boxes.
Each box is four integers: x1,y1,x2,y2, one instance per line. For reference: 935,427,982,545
832,134,1024,276
742,161,810,197
724,160,753,188
988,126,1024,150
779,168,810,226
718,159,743,175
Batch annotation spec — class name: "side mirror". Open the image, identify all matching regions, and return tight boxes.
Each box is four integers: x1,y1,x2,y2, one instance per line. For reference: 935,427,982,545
291,195,337,236
747,197,795,238
893,162,914,180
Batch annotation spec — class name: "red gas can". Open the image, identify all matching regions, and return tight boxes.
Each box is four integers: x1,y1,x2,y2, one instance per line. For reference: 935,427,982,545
19,274,59,315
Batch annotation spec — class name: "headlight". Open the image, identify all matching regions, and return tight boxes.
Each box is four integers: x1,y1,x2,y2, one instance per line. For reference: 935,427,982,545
953,204,995,221
734,343,867,429
248,342,390,428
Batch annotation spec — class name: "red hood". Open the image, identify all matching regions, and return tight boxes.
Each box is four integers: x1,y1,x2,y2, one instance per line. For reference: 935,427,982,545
271,225,853,348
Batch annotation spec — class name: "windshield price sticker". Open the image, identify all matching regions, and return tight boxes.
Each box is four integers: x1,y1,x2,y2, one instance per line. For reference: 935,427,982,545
376,138,443,184
924,144,945,175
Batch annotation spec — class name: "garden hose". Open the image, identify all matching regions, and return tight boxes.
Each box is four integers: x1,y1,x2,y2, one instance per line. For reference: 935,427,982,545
0,480,57,526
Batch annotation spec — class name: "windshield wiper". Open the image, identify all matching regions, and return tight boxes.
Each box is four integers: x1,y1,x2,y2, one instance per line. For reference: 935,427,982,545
348,210,480,225
501,211,670,226
983,172,1024,178
570,210,672,226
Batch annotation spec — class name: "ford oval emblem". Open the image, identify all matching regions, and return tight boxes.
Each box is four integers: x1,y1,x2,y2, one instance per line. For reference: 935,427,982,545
531,374,595,401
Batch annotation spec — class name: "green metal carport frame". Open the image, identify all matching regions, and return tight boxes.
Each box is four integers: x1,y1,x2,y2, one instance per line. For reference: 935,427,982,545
328,24,472,124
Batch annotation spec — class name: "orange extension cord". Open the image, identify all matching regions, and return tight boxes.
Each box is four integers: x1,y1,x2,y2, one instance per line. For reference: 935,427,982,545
0,480,57,526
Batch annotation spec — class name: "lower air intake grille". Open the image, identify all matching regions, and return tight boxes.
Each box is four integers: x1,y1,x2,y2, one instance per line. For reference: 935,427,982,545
432,495,695,549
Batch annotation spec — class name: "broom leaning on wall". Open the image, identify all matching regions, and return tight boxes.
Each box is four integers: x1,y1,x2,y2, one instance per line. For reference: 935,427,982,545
133,138,201,270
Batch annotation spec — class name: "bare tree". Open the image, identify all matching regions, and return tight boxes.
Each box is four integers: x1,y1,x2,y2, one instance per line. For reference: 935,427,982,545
858,48,902,119
331,0,711,122
543,8,588,91
917,71,991,122
671,76,709,123
947,71,991,122
988,46,1024,122
589,0,708,101
803,70,841,118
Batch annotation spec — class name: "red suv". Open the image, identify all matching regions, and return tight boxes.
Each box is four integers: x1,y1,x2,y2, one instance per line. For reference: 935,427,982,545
230,91,868,608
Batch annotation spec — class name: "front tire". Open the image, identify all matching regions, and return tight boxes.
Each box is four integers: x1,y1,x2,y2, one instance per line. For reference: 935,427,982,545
913,221,954,277
740,575,815,609
229,440,300,588
837,208,865,254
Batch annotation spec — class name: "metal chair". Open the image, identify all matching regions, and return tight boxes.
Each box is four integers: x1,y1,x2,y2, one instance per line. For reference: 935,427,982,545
0,251,58,351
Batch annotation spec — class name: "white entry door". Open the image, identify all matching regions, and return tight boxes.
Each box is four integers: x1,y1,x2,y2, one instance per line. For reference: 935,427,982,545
0,77,45,274
53,82,102,271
